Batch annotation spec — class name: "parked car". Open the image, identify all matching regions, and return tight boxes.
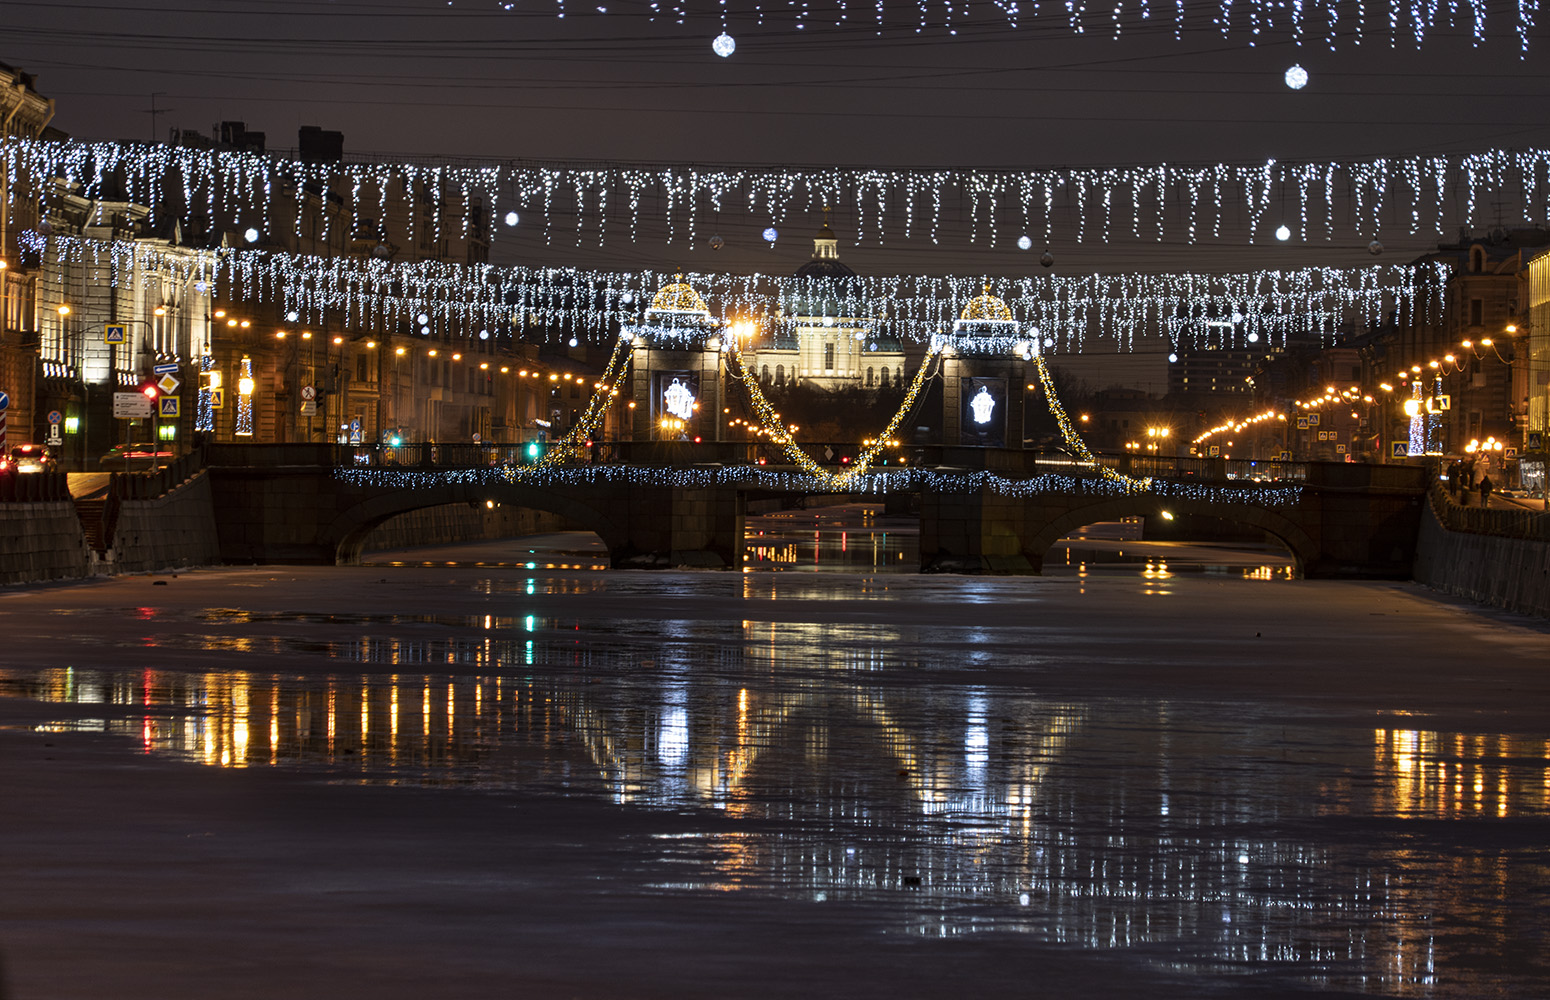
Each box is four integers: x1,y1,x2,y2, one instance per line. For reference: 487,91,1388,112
9,443,55,474
100,442,173,471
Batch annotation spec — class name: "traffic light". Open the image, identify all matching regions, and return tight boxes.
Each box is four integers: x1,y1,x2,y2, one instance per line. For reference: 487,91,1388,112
141,383,159,400
526,441,541,461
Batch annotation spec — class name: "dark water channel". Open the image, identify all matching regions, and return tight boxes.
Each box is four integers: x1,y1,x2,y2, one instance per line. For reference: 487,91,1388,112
2,550,1547,996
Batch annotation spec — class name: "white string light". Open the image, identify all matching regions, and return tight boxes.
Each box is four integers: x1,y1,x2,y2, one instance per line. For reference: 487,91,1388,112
29,233,1447,356
7,137,1548,254
554,0,1540,50
335,463,1305,507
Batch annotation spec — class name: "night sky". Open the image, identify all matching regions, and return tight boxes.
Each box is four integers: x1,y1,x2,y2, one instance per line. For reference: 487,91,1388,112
5,0,1548,388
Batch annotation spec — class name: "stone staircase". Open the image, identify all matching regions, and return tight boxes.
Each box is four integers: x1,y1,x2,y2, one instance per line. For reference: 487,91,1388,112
73,496,112,555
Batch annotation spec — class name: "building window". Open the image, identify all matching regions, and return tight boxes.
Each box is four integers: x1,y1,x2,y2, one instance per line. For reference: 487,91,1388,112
775,364,784,386
1470,299,1484,326
824,343,835,371
761,365,770,385
880,367,890,388
866,367,875,387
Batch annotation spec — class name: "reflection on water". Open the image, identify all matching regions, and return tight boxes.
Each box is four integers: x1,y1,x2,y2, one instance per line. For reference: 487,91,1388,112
8,650,1550,996
744,506,915,572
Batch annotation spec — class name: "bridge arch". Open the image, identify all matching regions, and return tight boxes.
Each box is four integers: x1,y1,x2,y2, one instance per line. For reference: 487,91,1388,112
329,481,626,566
1026,494,1318,575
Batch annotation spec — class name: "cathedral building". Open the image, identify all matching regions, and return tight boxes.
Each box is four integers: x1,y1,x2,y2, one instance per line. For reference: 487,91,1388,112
749,219,909,392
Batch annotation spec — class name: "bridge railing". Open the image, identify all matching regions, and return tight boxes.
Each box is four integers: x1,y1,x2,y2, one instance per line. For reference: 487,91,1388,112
1088,454,1307,483
1430,483,1550,541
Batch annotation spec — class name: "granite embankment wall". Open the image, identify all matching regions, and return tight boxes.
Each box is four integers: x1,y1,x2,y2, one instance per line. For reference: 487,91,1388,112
1413,488,1550,618
106,473,224,574
0,501,93,585
361,503,583,553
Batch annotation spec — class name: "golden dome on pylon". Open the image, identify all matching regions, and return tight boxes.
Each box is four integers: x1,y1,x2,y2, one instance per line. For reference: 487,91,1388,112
651,275,710,314
960,284,1013,322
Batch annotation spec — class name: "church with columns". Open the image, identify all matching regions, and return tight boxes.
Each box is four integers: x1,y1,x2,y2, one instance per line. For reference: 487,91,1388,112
747,218,910,393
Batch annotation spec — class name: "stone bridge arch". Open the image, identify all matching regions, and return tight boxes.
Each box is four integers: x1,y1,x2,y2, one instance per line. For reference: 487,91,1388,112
1025,493,1318,575
330,481,625,565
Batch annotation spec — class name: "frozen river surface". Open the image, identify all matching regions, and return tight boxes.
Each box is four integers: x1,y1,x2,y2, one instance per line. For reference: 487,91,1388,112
2,527,1549,998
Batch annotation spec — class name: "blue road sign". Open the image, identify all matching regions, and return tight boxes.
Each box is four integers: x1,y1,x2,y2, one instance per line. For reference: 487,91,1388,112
47,410,62,424
0,391,9,411
153,362,180,375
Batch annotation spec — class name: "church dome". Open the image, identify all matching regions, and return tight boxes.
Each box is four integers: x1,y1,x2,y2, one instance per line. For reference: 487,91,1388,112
794,215,855,281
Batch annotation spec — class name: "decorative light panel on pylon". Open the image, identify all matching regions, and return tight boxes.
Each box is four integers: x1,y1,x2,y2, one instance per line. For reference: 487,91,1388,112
627,276,720,348
936,286,1028,357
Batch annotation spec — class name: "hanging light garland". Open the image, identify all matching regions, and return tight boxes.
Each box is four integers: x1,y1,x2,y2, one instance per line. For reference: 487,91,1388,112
1032,353,1150,491
8,137,1549,254
724,339,940,486
335,462,1304,508
477,0,1539,53
506,336,633,477
29,233,1446,354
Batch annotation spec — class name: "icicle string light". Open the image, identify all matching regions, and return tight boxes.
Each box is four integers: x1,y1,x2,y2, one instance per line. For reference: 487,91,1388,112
27,233,1448,354
8,137,1550,252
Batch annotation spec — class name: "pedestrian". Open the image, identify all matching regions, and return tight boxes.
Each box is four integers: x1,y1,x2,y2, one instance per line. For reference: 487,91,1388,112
1479,474,1493,508
1447,460,1461,496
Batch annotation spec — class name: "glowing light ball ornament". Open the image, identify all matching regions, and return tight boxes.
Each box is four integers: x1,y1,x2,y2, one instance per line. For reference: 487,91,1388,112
763,227,779,243
1275,225,1292,241
1285,64,1309,90
712,33,736,57
504,211,520,227
1017,235,1033,251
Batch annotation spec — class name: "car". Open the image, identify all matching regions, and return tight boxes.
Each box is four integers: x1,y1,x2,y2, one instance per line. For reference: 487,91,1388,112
100,442,173,471
9,443,55,474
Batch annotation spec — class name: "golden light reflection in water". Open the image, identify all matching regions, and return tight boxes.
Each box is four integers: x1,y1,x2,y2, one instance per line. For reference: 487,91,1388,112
1373,728,1550,819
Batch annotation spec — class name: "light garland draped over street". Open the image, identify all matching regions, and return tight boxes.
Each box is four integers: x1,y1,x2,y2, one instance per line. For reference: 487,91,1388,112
725,340,939,486
1032,353,1150,491
507,336,633,477
31,233,1445,352
8,137,1550,252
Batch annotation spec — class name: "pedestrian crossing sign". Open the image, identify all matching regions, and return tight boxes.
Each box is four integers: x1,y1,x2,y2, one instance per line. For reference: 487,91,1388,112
104,323,127,344
210,388,224,410
1391,442,1408,458
159,396,180,418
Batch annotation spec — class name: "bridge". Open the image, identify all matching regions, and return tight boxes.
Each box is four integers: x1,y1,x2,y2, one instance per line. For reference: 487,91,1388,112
200,443,1429,578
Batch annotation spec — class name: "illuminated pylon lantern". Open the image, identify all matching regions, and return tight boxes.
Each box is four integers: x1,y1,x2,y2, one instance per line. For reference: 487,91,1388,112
619,275,725,445
936,286,1034,450
236,356,255,437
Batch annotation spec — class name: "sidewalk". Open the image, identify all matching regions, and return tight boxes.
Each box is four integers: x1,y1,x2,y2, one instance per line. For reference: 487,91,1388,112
1448,489,1547,512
